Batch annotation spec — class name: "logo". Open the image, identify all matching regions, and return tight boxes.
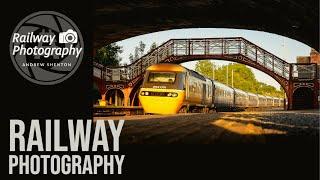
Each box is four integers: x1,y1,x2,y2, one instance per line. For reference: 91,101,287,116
59,29,77,44
153,86,166,89
9,11,84,85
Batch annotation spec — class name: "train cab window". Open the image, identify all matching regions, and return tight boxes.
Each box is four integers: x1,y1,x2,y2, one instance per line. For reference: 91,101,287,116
176,73,186,90
148,72,176,83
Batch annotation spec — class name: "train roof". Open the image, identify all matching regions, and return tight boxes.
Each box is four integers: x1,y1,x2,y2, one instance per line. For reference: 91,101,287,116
214,81,234,92
265,96,274,99
146,64,207,81
247,92,258,96
146,63,187,72
257,94,266,98
233,88,247,94
187,69,207,81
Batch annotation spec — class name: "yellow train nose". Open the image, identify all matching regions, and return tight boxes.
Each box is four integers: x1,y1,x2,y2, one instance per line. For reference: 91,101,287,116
138,88,185,114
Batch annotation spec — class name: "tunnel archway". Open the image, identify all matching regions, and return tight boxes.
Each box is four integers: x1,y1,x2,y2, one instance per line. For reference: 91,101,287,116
292,87,314,109
105,89,125,106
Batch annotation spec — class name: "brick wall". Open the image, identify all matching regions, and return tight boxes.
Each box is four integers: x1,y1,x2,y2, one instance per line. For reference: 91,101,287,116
310,49,320,64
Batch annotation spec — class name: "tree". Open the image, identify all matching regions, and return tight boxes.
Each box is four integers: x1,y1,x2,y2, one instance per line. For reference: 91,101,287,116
129,53,134,63
134,47,140,62
195,60,284,97
128,41,148,63
195,60,214,79
138,41,146,57
95,43,122,67
148,42,157,52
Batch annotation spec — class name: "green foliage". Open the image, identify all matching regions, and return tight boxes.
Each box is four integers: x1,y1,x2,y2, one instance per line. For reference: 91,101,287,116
133,47,140,62
195,60,214,79
130,41,158,63
129,53,134,63
195,60,285,98
130,41,146,63
148,42,157,52
95,43,123,67
138,41,146,55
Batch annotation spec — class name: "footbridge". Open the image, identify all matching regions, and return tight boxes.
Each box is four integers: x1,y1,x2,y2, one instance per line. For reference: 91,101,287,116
94,37,319,110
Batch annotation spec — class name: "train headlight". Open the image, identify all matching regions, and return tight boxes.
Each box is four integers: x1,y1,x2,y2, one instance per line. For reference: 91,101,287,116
140,91,145,96
167,92,178,97
171,93,178,97
145,91,149,96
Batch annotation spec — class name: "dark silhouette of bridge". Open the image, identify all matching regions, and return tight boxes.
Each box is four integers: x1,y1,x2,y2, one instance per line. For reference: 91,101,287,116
94,37,319,110
94,0,319,51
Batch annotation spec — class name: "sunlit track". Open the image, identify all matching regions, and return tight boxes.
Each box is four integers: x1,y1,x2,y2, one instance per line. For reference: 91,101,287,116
94,110,319,144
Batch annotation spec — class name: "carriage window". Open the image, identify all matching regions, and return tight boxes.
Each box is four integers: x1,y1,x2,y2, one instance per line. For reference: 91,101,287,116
148,72,176,83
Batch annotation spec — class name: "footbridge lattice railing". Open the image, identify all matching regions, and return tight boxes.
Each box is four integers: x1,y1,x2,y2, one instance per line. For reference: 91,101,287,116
94,37,317,83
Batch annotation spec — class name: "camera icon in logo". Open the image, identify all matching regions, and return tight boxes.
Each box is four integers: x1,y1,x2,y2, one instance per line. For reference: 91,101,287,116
59,29,78,43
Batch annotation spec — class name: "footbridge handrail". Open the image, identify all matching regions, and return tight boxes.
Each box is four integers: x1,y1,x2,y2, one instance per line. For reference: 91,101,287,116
93,37,303,82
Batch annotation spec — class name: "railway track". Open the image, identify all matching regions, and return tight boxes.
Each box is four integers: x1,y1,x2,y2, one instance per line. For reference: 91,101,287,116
94,110,319,144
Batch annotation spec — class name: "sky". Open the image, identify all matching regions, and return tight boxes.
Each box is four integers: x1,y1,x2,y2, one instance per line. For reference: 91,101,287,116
115,28,311,90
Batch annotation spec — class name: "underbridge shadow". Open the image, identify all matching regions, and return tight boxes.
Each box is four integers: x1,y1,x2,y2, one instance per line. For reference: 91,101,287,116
99,111,319,145
100,112,319,179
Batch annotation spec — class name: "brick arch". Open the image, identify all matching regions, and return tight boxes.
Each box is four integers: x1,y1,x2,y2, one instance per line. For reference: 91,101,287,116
129,78,143,106
292,87,314,109
104,89,125,106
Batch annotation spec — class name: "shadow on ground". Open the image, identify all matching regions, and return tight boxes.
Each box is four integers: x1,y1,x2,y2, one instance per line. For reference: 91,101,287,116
100,110,319,145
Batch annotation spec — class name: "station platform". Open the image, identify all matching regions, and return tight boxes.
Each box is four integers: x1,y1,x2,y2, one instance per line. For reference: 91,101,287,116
93,105,144,116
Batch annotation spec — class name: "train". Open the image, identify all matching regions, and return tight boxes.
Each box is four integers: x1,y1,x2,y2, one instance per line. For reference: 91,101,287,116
138,63,284,114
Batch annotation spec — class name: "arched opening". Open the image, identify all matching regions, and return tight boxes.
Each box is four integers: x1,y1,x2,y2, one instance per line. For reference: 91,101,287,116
182,59,288,109
129,79,143,106
94,28,315,110
105,89,125,106
130,90,140,106
180,59,288,89
292,87,314,109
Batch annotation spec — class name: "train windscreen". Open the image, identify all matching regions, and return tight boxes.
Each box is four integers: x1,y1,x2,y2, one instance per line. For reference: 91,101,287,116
148,72,176,83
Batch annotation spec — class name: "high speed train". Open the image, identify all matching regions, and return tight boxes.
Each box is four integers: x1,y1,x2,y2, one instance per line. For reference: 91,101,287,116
138,63,284,114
